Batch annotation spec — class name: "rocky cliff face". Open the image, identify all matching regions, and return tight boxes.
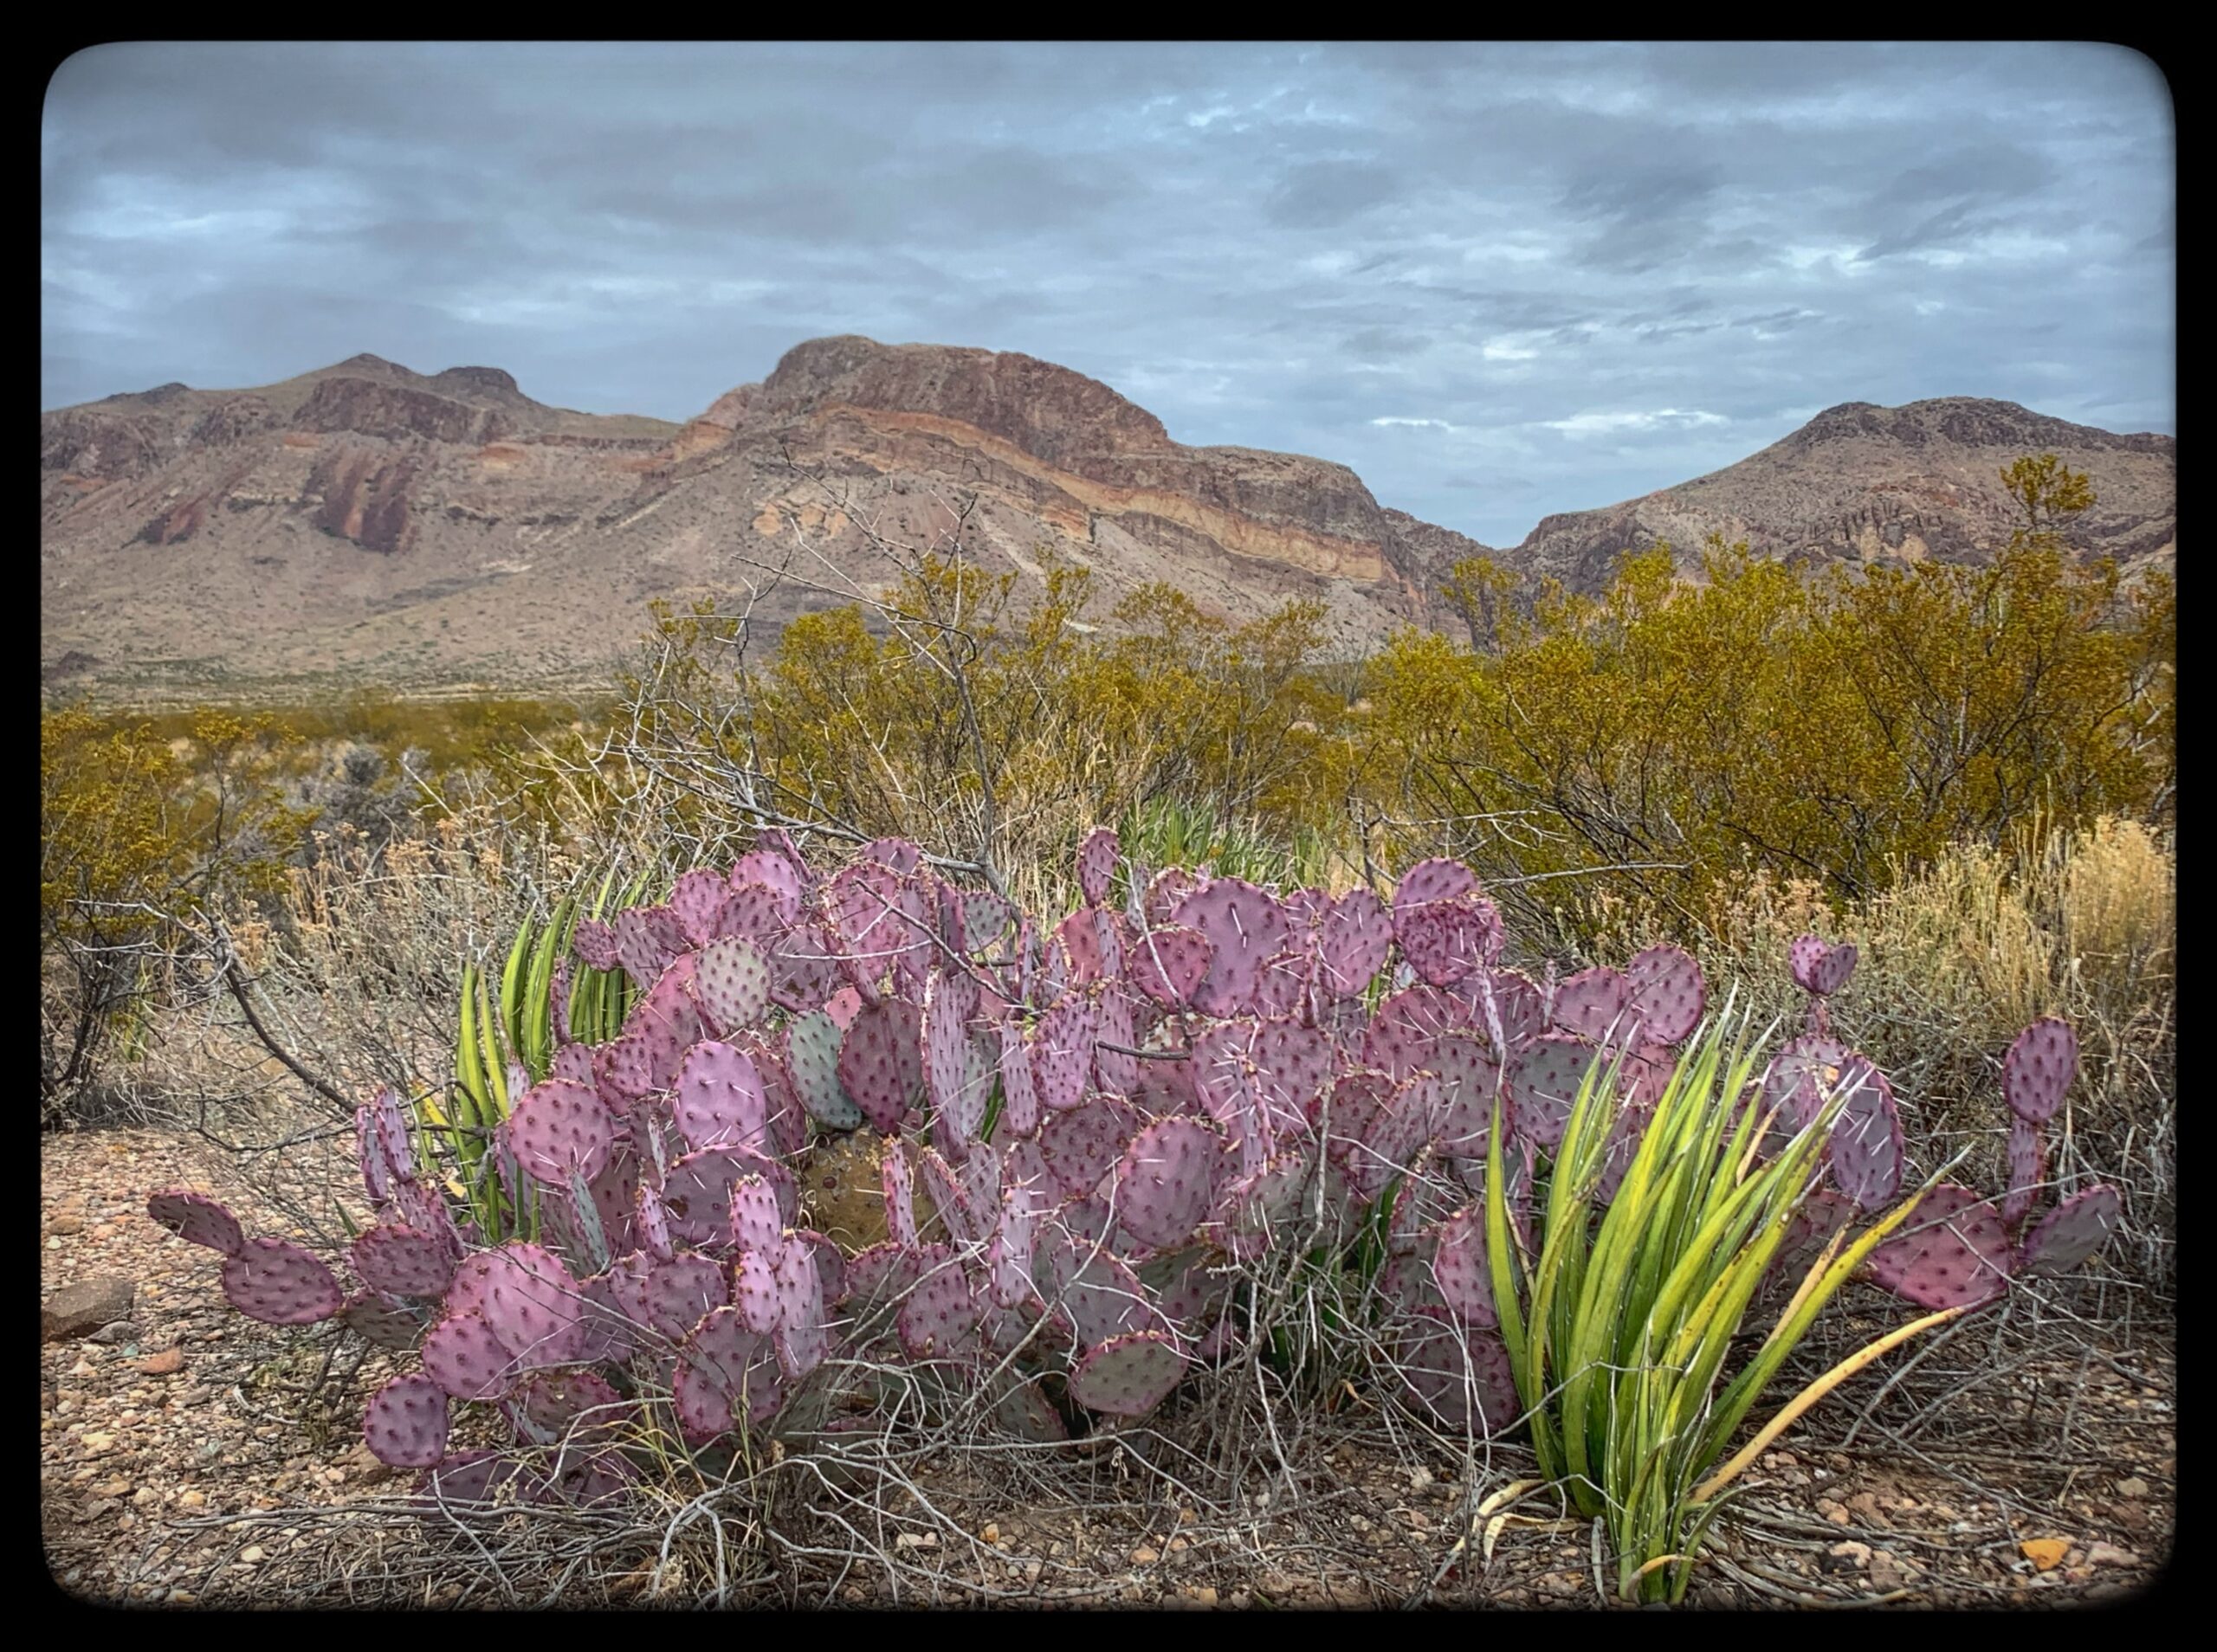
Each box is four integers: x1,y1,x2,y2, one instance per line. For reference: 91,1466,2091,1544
1499,396,2175,594
40,338,1477,694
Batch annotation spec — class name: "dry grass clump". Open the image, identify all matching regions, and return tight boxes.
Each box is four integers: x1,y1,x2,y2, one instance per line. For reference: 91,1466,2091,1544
1576,815,2174,1294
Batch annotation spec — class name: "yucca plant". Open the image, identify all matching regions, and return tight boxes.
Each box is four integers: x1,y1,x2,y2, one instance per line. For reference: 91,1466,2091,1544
1483,1006,1967,1603
445,866,648,1240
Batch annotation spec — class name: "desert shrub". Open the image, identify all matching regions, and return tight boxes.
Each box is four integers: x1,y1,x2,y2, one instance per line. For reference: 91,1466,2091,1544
1363,536,2174,925
39,704,311,1125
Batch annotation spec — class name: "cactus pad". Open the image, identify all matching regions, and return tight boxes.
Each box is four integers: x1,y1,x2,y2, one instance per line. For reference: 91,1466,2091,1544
1076,826,1120,908
2002,1016,2078,1125
1318,887,1393,999
896,1249,981,1358
1068,1330,1186,1416
1428,1204,1496,1328
1172,878,1289,1016
147,1190,244,1256
1395,1308,1521,1436
421,1309,520,1401
692,937,773,1037
1112,1116,1223,1250
1864,1184,2013,1310
1507,1034,1598,1151
2019,1185,2123,1277
1626,945,1706,1045
2002,1113,2046,1231
1128,924,1213,1010
350,1223,457,1299
220,1237,345,1325
363,1373,451,1468
671,1040,767,1153
1827,1056,1904,1210
507,1079,617,1185
837,997,925,1133
479,1243,589,1366
785,1009,863,1129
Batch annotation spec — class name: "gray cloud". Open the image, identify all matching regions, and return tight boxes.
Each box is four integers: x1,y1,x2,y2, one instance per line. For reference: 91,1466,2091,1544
42,41,2173,549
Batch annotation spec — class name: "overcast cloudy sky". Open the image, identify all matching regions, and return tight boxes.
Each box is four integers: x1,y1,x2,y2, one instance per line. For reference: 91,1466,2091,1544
42,42,2173,547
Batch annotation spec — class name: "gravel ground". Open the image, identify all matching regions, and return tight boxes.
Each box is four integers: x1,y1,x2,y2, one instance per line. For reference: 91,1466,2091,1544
42,1125,2174,1609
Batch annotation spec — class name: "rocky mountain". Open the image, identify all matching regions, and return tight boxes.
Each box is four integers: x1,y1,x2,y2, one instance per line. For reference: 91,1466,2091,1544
1499,397,2175,594
41,339,1481,696
40,346,2174,700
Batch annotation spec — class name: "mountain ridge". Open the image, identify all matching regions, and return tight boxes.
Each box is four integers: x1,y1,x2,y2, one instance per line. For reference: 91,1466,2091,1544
41,339,2173,697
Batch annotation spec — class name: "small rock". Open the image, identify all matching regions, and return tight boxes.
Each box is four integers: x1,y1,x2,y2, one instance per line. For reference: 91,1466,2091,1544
1824,1540,1872,1572
178,1491,206,1509
2087,1542,2140,1568
980,1523,1000,1546
1168,1536,1188,1552
2116,1478,2150,1500
1410,1466,1434,1492
1192,1586,1218,1607
1817,1498,1850,1526
238,1546,267,1565
1131,1546,1160,1565
48,1213,86,1236
2020,1537,2069,1571
42,1278,137,1343
139,1347,185,1376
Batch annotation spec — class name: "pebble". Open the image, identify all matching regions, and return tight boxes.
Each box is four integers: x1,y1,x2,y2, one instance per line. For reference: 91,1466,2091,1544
1131,1546,1160,1565
238,1546,266,1565
178,1491,206,1509
1825,1540,1872,1571
2087,1542,2140,1568
2116,1477,2150,1499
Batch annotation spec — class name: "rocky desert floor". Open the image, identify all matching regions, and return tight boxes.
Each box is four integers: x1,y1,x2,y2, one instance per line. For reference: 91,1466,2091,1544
42,1124,2173,1610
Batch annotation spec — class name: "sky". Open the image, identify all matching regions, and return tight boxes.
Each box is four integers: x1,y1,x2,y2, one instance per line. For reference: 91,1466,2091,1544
42,42,2174,549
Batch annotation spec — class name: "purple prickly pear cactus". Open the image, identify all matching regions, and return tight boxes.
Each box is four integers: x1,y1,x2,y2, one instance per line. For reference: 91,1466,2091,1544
1506,1034,1598,1152
1041,1096,1141,1200
1030,992,1097,1115
663,1145,793,1248
1790,935,1857,997
1393,857,1477,916
882,1142,920,1251
1112,1116,1225,1250
732,845,805,913
570,917,621,973
669,868,734,949
785,1009,862,1129
1394,1308,1521,1436
2002,1017,2078,1125
338,1292,423,1352
1826,1056,1904,1210
1128,924,1213,1010
692,936,773,1037
1172,878,1289,1017
1625,945,1706,1046
671,1040,768,1153
351,1224,457,1299
507,1079,617,1185
896,1247,981,1358
1068,1330,1186,1416
479,1243,589,1367
642,1252,729,1339
363,1374,451,1468
221,1238,345,1325
2001,1113,2046,1231
1318,887,1393,1000
2019,1185,2123,1277
1076,826,1120,909
924,971,987,1141
1864,1185,2013,1310
421,1309,520,1401
837,997,924,1133
1428,1204,1496,1328
146,1190,244,1256
1551,968,1634,1043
